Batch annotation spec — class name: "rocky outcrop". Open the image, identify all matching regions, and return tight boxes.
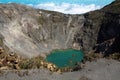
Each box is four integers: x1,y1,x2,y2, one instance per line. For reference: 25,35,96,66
0,0,120,58
74,0,120,56
0,3,85,58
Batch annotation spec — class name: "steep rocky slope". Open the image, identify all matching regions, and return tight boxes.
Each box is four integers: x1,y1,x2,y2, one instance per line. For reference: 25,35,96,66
0,0,120,58
0,3,85,58
74,0,120,56
89,0,120,56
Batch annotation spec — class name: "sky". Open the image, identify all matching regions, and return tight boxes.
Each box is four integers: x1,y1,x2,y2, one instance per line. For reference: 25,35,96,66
0,0,114,14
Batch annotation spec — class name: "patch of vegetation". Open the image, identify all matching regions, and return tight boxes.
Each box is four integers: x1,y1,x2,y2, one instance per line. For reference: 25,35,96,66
37,16,46,25
0,47,45,70
84,51,120,62
0,45,120,73
84,51,104,62
108,53,120,61
0,38,3,46
19,56,44,69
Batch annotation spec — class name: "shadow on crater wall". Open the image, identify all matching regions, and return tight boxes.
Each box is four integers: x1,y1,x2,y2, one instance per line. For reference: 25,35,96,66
95,12,120,56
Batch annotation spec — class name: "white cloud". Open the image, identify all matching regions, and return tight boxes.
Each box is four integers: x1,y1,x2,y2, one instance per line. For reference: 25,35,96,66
29,2,101,14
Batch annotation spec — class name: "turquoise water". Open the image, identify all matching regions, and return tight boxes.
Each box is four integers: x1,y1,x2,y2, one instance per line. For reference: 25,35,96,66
46,49,84,68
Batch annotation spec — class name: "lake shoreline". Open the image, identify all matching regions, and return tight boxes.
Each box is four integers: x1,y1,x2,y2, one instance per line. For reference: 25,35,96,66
0,58,120,80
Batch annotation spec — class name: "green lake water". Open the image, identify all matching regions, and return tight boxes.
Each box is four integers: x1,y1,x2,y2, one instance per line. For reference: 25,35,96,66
46,49,84,68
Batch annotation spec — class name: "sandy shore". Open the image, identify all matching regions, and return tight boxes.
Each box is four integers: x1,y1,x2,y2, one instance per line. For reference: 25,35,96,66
0,59,120,80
